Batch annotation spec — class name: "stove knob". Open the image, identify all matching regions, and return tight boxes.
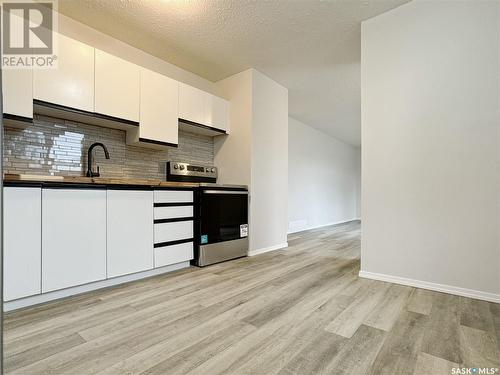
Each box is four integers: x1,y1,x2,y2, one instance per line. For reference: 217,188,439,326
179,165,185,170
173,164,179,169
211,168,215,173
205,167,210,173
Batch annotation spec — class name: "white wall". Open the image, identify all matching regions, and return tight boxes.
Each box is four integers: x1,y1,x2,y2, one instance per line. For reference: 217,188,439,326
355,151,361,219
214,70,253,186
214,69,288,255
361,0,500,300
250,70,288,253
288,117,360,233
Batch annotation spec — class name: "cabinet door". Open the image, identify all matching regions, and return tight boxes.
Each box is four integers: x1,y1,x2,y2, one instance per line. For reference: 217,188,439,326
2,69,33,119
208,95,229,132
95,49,140,122
4,187,41,301
107,190,154,278
33,33,94,112
138,69,179,145
42,188,106,292
178,83,209,125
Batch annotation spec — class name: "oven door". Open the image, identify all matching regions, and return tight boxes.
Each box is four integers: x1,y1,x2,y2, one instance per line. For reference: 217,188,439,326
197,189,249,266
199,189,248,244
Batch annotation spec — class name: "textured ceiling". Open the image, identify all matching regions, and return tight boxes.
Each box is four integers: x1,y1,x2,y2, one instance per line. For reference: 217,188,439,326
58,0,408,146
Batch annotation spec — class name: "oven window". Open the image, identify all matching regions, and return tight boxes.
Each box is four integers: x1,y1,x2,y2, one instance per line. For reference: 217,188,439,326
200,192,248,244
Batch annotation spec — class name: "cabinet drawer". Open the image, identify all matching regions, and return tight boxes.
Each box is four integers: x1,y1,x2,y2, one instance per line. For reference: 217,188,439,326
154,242,193,267
154,206,193,220
154,220,193,244
154,190,193,204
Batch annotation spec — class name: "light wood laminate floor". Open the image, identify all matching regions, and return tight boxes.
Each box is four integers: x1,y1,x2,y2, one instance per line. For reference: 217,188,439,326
4,221,500,374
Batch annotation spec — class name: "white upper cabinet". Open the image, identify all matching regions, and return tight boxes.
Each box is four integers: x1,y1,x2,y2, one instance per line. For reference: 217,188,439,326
42,188,107,293
8,31,229,138
33,33,94,112
178,83,209,125
127,68,179,147
179,83,229,133
95,49,140,122
107,189,154,278
3,187,42,301
208,95,229,133
2,69,33,120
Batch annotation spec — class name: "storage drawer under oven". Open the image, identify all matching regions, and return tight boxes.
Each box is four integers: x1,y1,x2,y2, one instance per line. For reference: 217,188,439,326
154,220,193,244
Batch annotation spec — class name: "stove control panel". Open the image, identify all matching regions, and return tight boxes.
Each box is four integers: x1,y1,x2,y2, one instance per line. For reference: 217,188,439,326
167,162,218,182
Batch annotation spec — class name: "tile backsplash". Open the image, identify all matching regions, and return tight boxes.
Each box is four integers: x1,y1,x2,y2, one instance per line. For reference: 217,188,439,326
3,115,214,179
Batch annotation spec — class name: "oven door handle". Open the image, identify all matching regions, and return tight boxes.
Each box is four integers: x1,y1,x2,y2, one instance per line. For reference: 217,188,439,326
202,190,249,195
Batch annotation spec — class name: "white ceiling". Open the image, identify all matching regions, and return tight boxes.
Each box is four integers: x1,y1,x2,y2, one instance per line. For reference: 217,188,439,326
59,0,408,146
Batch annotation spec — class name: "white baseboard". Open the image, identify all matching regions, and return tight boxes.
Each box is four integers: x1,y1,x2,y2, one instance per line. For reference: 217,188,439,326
248,242,288,256
4,261,191,312
288,218,360,234
359,270,500,303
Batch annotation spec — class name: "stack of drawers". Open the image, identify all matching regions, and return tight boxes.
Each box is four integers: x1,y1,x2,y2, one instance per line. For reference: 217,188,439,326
153,189,194,267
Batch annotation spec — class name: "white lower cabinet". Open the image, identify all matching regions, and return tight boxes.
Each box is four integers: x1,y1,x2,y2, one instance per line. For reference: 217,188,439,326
4,185,196,308
107,189,154,278
42,188,107,293
4,187,42,301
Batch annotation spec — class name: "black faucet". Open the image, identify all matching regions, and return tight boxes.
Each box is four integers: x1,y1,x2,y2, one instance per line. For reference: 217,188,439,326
86,142,110,177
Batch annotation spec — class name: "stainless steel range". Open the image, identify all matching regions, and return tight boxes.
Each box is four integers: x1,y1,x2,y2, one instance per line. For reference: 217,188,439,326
167,162,249,267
